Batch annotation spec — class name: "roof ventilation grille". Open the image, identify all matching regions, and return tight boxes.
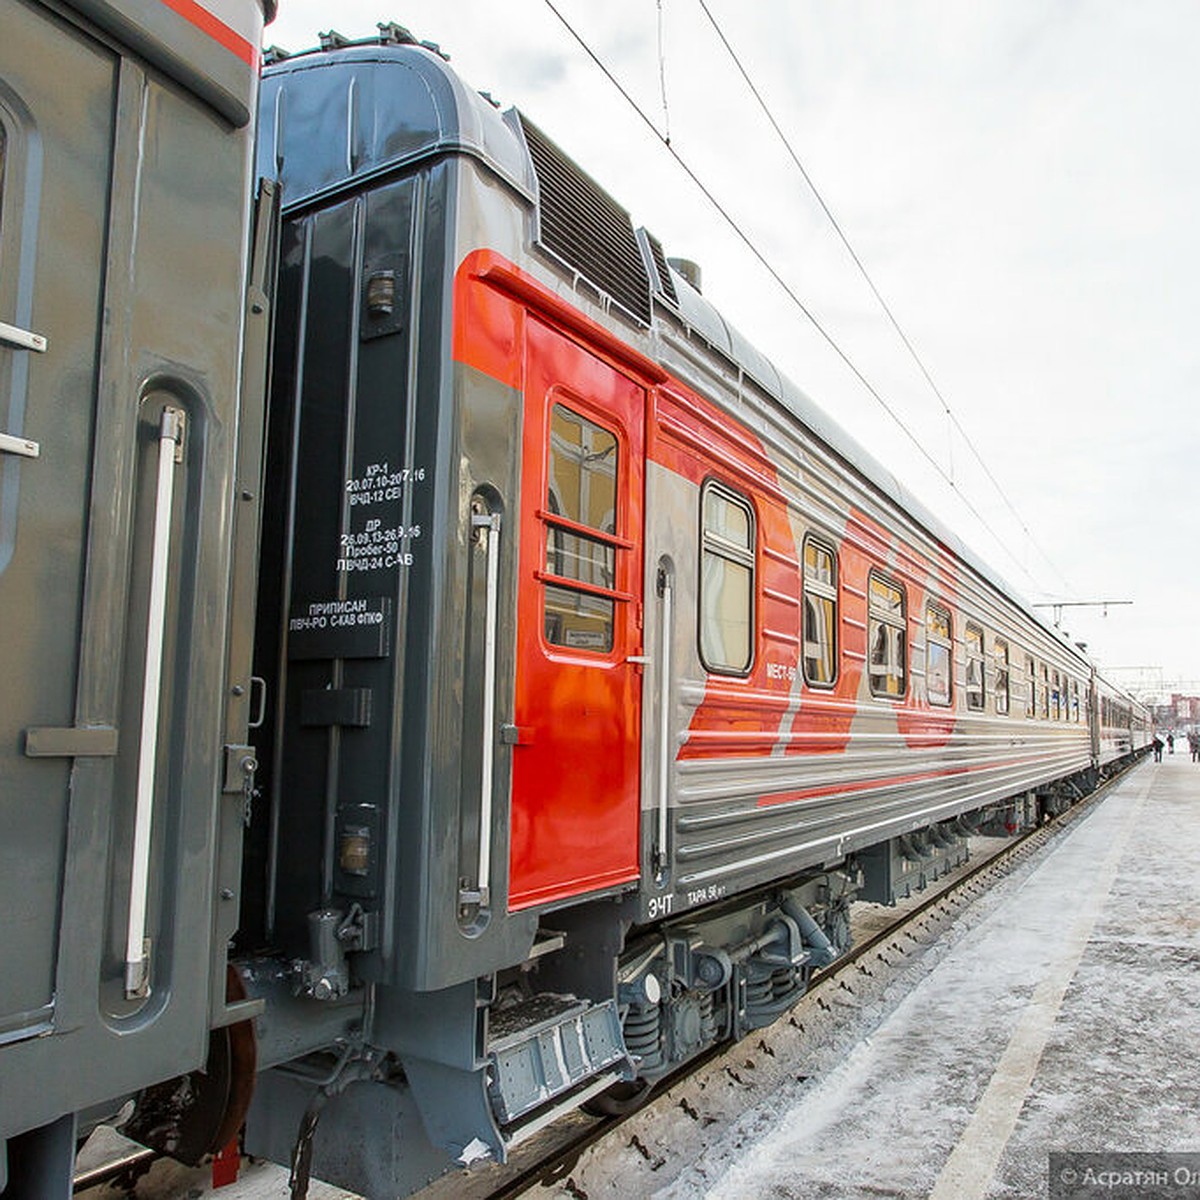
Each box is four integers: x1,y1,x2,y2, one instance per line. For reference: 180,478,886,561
518,114,652,326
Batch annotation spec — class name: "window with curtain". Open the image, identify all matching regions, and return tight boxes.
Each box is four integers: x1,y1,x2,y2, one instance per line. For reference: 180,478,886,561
802,537,838,686
926,604,952,706
700,482,755,674
868,572,906,698
965,624,985,711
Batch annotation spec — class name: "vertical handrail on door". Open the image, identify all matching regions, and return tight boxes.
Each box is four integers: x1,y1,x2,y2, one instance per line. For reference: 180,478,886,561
125,406,185,998
462,508,501,910
655,570,673,873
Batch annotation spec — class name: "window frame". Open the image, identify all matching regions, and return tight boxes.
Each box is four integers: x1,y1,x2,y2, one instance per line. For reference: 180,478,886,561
867,569,907,700
965,622,986,712
925,602,953,707
698,479,756,676
539,401,627,655
994,638,1010,715
1025,655,1036,718
801,535,839,688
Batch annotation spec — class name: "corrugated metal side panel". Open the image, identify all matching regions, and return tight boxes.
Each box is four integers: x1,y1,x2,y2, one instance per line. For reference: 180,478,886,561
669,729,1093,893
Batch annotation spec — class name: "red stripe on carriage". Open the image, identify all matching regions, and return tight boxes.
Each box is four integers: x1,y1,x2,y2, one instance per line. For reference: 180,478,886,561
158,0,258,66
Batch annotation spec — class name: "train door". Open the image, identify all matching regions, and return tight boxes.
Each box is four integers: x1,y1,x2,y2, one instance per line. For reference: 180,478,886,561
509,319,644,910
0,3,115,1047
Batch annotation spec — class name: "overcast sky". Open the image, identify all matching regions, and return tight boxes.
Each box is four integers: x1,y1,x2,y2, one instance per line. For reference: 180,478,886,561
267,1,1200,699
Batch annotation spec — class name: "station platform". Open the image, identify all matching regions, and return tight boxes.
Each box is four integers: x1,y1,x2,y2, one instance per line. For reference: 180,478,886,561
660,756,1200,1199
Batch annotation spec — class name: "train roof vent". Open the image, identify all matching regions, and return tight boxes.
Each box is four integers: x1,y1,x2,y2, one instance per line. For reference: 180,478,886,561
518,114,652,326
638,228,679,307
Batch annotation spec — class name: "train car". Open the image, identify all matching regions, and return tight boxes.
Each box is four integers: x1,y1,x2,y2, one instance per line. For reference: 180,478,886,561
0,20,1156,1200
1095,674,1151,767
0,0,271,1193
155,35,1136,1197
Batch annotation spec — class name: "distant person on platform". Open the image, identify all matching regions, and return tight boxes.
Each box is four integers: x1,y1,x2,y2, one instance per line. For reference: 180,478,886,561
1152,735,1164,762
1190,732,1200,763
1167,732,1175,754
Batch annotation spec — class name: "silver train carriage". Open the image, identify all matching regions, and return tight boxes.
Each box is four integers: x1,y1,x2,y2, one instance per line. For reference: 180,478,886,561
0,21,1152,1200
1096,674,1152,766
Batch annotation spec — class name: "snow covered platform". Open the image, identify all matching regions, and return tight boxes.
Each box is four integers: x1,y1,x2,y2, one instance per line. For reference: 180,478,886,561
656,756,1200,1199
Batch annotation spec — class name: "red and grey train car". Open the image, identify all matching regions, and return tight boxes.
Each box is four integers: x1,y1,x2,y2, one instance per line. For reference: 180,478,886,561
0,20,1150,1200
226,36,1147,1195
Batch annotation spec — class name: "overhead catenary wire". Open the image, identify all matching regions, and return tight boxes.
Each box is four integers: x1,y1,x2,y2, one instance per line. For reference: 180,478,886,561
538,0,1063,600
693,0,1072,596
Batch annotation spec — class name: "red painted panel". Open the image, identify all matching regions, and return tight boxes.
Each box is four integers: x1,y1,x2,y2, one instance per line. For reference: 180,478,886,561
508,319,645,911
651,384,805,761
450,250,969,792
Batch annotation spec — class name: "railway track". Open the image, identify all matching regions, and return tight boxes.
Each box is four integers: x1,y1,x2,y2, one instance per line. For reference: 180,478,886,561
74,761,1142,1200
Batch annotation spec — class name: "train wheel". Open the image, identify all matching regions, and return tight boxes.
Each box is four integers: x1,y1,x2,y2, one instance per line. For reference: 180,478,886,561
123,965,257,1164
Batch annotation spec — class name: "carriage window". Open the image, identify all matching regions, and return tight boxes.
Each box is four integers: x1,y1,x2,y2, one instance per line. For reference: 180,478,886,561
994,639,1010,715
1052,670,1061,720
926,604,952,706
802,537,837,686
1026,655,1036,718
700,482,754,674
543,405,618,651
868,572,906,698
965,624,985,711
1041,664,1050,718
1071,678,1080,723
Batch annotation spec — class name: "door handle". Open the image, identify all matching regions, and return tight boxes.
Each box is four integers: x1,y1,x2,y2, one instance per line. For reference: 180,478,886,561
1,321,47,459
460,507,501,912
125,406,186,999
0,320,47,353
0,432,39,458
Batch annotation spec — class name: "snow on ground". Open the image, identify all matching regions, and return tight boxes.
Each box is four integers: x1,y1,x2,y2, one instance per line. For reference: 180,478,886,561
655,757,1200,1199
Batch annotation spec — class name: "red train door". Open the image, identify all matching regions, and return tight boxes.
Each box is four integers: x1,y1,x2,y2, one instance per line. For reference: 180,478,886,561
509,319,644,910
